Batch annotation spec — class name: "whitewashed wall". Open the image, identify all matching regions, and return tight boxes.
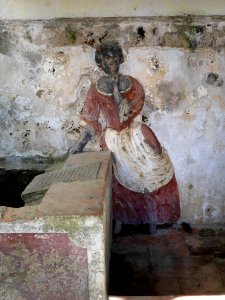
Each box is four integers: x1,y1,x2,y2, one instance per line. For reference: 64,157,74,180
1,0,225,19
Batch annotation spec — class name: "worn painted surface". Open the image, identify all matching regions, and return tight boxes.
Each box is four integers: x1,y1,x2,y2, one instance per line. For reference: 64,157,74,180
81,42,180,225
0,17,225,223
0,233,89,300
0,217,107,300
113,175,180,225
0,152,113,300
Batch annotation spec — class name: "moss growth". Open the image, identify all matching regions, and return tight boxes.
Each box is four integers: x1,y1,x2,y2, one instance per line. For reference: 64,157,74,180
43,215,101,233
162,15,205,50
43,216,85,233
0,29,12,55
65,25,77,43
42,216,102,248
175,16,203,49
177,25,204,49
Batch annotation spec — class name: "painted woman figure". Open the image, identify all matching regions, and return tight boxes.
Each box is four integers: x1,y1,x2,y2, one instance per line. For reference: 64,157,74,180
70,42,180,228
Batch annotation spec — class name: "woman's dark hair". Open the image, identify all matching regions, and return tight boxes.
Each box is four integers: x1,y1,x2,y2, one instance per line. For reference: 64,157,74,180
95,42,124,66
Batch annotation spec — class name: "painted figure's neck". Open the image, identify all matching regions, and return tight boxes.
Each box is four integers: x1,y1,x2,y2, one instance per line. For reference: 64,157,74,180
108,73,121,82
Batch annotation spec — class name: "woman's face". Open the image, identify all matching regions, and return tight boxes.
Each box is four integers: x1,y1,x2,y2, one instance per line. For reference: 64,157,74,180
99,54,120,76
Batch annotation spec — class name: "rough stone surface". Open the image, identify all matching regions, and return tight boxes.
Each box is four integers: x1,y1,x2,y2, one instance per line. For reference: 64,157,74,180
0,233,89,300
38,179,106,216
21,162,101,204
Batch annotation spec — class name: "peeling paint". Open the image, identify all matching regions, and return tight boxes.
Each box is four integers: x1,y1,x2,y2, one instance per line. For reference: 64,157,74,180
0,233,89,300
0,17,225,223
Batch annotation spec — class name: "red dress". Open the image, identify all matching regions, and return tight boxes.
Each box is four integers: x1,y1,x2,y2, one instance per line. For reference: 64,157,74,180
81,75,180,224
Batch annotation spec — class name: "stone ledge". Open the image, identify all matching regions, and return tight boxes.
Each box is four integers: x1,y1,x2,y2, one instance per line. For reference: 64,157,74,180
38,179,106,217
0,151,111,222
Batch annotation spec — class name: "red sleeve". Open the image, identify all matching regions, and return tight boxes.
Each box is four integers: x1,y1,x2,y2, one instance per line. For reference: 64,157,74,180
122,76,145,127
81,83,101,135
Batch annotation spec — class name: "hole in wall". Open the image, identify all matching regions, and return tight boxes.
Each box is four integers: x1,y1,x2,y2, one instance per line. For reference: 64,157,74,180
0,169,44,207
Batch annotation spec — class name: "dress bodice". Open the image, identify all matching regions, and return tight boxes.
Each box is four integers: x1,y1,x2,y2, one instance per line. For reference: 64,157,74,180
81,75,145,133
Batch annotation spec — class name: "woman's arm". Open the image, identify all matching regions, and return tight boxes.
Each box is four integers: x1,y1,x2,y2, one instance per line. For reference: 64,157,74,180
69,83,101,153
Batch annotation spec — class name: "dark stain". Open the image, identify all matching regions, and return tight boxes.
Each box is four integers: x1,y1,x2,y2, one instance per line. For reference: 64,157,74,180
137,26,145,43
62,120,81,134
86,38,95,46
48,67,56,75
36,90,45,98
181,222,192,233
25,30,33,43
189,184,193,189
151,56,160,70
204,205,215,218
152,27,158,35
0,28,12,55
75,127,81,133
85,32,96,46
193,26,204,34
157,81,184,111
99,32,108,43
142,115,148,123
206,72,224,87
23,51,42,66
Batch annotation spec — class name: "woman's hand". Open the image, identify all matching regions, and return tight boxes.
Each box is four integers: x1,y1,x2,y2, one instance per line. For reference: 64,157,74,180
121,119,132,130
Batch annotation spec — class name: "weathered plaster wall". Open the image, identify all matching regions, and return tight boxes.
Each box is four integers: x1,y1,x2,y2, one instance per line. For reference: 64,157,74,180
1,0,225,19
0,16,225,223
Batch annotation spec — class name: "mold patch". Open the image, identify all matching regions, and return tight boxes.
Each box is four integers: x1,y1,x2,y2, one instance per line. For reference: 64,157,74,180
0,27,12,55
157,81,185,111
206,73,224,87
65,25,77,43
23,52,42,67
136,26,145,43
